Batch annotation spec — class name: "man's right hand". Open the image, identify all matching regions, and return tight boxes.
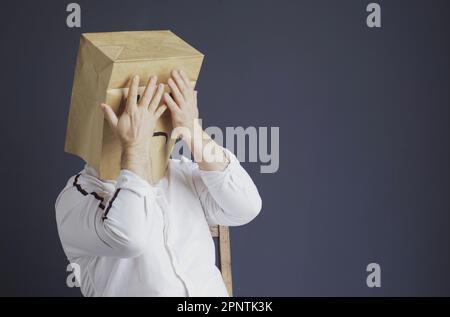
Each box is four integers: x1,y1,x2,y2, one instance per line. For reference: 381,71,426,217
100,75,166,181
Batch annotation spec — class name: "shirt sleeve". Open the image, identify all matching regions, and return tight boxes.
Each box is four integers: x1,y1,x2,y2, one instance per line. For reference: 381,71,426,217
55,170,156,258
192,148,262,226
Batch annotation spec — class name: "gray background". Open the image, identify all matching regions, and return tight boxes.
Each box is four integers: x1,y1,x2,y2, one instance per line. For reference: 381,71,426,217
0,0,449,296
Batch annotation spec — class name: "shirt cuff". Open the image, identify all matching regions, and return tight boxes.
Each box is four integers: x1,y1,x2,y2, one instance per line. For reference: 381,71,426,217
116,169,155,197
198,148,239,190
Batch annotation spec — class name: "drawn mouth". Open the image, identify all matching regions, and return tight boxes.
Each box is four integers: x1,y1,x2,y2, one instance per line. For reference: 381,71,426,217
152,131,168,143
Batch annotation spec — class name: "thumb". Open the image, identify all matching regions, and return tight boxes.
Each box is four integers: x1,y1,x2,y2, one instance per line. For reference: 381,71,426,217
100,103,118,129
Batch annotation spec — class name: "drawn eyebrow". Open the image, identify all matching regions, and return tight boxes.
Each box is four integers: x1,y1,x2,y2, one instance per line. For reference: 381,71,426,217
152,131,168,143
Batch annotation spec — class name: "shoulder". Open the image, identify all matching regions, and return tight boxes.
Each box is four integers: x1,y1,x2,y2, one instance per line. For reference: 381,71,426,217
55,168,115,220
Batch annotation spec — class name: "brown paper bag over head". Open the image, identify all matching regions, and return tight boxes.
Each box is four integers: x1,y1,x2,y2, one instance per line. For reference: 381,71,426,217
65,30,204,182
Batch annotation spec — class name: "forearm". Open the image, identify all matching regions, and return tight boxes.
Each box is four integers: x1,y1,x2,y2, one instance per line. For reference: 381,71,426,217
56,170,153,258
101,171,153,257
195,149,262,226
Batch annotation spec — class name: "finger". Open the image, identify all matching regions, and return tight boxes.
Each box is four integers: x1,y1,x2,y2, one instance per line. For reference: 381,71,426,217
149,84,165,112
168,77,184,105
154,104,167,119
126,75,139,112
164,92,180,113
139,75,157,107
172,70,188,96
179,70,192,88
100,103,118,129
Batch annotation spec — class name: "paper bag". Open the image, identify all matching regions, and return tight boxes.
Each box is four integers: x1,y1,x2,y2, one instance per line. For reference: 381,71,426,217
65,30,204,182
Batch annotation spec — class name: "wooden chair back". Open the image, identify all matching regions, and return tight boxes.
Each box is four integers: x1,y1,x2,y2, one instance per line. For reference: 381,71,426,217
209,225,232,296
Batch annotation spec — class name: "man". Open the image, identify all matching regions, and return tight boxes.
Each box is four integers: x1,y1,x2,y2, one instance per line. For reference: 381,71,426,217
55,70,262,296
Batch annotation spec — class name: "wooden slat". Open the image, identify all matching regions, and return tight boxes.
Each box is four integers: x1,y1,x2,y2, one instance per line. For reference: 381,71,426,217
209,225,219,237
209,225,233,296
218,226,233,296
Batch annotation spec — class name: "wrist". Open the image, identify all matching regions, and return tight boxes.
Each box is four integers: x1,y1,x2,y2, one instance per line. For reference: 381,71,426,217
183,120,203,145
121,145,150,180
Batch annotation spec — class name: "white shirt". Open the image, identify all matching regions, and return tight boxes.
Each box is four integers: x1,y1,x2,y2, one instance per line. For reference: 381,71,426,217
55,149,262,297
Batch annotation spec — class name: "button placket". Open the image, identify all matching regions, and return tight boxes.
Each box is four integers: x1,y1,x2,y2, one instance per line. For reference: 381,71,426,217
156,189,193,296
